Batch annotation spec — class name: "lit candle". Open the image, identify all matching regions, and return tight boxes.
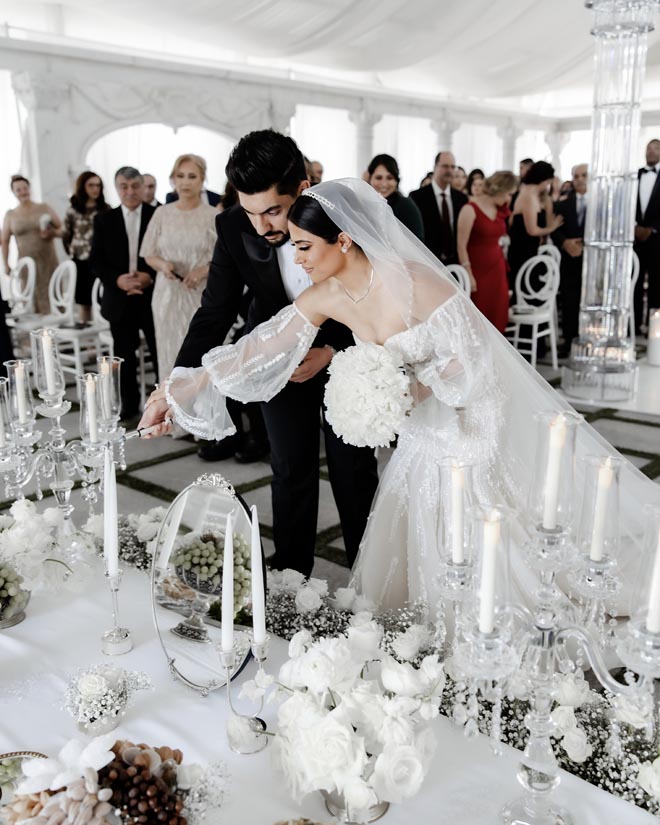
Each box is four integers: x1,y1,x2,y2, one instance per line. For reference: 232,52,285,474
250,504,266,645
85,375,98,443
15,362,27,424
156,491,188,571
589,458,614,562
451,463,465,564
646,527,660,633
221,512,234,653
41,330,57,396
478,515,501,634
103,446,119,577
100,360,112,421
542,414,567,530
648,309,660,367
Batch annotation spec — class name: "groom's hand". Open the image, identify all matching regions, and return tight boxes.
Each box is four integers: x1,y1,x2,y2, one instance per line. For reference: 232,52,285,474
289,346,333,383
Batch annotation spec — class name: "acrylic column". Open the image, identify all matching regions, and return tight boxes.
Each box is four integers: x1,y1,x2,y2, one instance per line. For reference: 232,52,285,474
562,0,658,402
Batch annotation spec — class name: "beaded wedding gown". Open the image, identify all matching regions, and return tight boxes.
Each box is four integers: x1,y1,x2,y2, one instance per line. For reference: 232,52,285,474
167,179,660,616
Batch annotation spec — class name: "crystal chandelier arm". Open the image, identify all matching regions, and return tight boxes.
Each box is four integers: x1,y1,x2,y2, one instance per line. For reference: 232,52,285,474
555,625,650,696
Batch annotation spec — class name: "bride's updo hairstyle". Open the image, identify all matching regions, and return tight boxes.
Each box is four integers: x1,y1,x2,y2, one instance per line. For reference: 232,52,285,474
288,193,364,252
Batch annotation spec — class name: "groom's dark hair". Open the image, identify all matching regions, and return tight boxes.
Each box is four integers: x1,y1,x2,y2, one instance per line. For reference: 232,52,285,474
226,130,307,197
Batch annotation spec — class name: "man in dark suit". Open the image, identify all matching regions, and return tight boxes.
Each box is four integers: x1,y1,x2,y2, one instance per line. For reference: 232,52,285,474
634,138,660,333
165,188,221,207
139,130,379,577
142,174,162,207
552,163,588,356
409,151,468,264
90,166,158,419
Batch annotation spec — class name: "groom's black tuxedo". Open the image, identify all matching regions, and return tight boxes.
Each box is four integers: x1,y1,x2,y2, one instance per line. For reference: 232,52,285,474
176,205,378,575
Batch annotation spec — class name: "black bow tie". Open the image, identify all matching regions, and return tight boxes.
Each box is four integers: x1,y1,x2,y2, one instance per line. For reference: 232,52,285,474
642,166,658,174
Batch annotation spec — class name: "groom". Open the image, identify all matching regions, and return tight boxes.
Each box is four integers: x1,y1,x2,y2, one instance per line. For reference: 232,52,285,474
139,129,379,576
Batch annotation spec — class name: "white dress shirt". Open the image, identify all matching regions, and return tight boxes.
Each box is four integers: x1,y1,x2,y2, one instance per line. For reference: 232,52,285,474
121,203,142,272
431,179,455,228
575,192,587,226
276,242,312,301
639,165,659,218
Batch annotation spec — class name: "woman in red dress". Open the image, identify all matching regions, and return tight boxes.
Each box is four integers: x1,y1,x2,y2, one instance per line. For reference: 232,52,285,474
456,171,518,333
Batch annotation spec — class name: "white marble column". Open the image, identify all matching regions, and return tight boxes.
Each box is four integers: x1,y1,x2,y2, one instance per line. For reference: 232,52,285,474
497,119,523,170
430,110,461,154
544,129,570,175
349,108,383,176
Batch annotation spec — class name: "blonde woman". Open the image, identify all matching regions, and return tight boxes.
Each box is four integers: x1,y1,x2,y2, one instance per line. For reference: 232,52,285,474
140,154,217,382
457,171,518,333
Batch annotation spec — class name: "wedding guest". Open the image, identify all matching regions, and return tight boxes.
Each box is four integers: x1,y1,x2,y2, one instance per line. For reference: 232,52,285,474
166,180,221,207
456,171,517,333
552,163,588,356
559,180,573,200
367,154,424,240
139,129,379,575
309,161,324,185
62,171,110,323
140,154,217,386
90,166,157,420
467,168,485,199
634,138,660,333
410,151,467,264
452,166,468,193
218,181,238,213
1,175,61,313
519,158,534,180
419,172,433,188
143,174,161,207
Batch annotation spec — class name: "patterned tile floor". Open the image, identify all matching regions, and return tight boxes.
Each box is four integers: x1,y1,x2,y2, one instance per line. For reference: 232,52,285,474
5,358,659,595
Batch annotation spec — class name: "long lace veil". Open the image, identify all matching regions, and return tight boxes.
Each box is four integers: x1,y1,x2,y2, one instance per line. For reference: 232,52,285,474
303,179,660,609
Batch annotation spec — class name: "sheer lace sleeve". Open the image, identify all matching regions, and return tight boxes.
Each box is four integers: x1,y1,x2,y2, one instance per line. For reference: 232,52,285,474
165,304,319,440
386,293,494,408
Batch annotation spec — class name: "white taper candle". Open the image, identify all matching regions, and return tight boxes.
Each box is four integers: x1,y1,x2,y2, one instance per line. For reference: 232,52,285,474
589,458,614,562
221,512,234,653
450,464,465,564
478,517,501,634
250,504,266,645
103,446,119,577
542,415,567,530
85,375,98,443
15,363,27,424
41,330,57,396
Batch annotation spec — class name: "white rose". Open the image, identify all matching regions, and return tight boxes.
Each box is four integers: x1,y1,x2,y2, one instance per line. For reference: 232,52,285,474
280,569,306,592
342,776,378,819
136,522,159,542
307,577,328,597
391,625,432,661
294,713,368,793
277,691,324,732
550,706,577,736
380,656,423,698
83,514,104,540
10,499,36,522
42,508,64,529
347,619,383,660
341,683,387,753
78,673,109,700
380,703,416,746
297,638,362,695
332,587,357,611
638,757,660,799
613,693,654,730
561,727,592,763
175,763,204,791
227,715,261,751
552,672,591,708
288,628,313,659
371,744,426,803
95,666,124,690
294,586,322,614
417,655,446,701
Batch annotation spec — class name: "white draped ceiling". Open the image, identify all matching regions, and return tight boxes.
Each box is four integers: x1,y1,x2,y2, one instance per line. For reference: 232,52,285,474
7,0,660,115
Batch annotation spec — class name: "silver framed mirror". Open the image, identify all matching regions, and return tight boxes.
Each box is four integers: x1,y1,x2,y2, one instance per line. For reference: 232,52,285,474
150,473,264,696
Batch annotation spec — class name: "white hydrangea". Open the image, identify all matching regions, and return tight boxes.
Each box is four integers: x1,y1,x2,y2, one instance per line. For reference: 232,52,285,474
324,344,413,448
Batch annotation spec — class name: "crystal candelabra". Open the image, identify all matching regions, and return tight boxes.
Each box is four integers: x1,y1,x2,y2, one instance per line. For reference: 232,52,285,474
450,413,660,825
219,635,270,754
0,334,127,529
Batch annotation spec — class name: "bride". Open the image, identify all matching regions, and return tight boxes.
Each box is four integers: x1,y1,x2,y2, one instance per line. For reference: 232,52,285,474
149,179,659,611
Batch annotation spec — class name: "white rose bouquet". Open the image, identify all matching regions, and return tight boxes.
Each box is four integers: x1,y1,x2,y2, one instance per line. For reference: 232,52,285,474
272,622,442,823
324,344,413,448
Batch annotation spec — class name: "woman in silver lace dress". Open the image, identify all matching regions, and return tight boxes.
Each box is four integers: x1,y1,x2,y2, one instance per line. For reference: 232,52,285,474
140,154,217,382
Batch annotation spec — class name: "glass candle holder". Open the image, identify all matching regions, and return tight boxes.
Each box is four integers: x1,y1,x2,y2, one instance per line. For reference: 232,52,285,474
30,328,65,402
5,359,35,432
0,377,12,451
468,505,512,636
576,455,622,564
96,356,123,429
78,374,102,446
648,308,660,366
528,411,582,534
438,457,475,566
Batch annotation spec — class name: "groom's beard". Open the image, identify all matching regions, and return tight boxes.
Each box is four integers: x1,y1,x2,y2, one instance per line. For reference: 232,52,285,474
262,230,289,247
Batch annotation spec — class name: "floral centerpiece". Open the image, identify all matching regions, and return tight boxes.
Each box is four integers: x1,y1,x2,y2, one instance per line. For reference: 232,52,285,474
84,507,169,573
1,735,229,825
64,665,152,735
271,615,443,823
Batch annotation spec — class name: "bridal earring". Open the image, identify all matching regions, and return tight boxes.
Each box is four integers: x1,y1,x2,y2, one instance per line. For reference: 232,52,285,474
341,245,348,253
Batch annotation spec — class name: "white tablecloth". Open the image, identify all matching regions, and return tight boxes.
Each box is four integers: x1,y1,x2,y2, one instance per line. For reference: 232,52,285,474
0,563,657,824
